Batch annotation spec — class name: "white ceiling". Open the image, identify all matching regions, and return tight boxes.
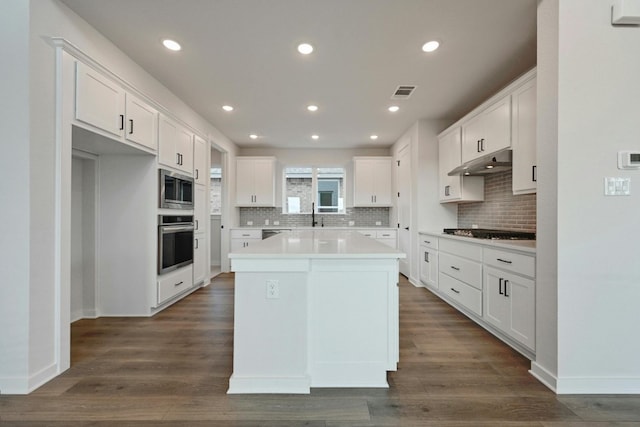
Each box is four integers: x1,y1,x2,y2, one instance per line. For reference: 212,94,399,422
60,0,537,149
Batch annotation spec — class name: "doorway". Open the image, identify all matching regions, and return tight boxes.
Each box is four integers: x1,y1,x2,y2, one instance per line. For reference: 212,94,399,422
70,151,98,322
210,146,223,277
396,144,411,277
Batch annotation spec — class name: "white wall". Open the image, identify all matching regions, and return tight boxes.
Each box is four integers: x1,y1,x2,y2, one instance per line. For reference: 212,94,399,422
536,0,640,393
0,0,31,392
70,158,85,321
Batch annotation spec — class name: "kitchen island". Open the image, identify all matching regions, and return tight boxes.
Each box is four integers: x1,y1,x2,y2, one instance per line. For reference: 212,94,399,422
227,229,406,394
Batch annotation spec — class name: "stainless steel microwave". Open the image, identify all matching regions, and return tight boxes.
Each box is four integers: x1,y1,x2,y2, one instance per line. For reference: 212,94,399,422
159,169,194,210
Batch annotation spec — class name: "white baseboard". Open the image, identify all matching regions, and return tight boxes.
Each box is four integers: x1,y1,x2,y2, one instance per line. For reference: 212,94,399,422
0,362,58,395
227,374,311,394
556,376,640,394
529,362,557,392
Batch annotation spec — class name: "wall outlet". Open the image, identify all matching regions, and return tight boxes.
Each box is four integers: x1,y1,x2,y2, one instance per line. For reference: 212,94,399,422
375,221,382,226
265,219,270,225
348,221,355,226
273,221,280,225
247,221,253,226
266,280,280,299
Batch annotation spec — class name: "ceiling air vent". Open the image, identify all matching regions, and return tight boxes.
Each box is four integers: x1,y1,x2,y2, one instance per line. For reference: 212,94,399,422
392,85,417,99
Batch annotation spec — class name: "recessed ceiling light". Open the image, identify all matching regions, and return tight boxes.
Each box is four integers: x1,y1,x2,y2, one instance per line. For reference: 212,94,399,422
249,134,258,140
222,105,234,112
388,106,400,113
370,135,379,140
422,40,440,53
311,134,319,140
162,39,181,51
307,105,318,112
297,43,314,55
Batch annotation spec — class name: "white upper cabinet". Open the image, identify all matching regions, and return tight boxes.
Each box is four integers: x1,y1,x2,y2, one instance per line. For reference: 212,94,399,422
462,95,511,163
236,157,276,206
511,77,537,195
124,93,158,150
438,127,484,203
353,157,392,207
158,115,194,175
75,61,157,151
193,135,208,186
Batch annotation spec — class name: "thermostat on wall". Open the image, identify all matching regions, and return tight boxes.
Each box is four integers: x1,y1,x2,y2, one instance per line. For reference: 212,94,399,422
618,151,640,169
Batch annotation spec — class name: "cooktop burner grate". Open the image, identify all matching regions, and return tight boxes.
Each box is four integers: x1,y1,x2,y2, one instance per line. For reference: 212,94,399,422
443,228,536,240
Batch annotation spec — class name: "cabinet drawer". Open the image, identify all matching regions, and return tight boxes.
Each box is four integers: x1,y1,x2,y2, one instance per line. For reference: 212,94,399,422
419,234,438,250
376,230,396,239
357,229,376,238
440,273,482,316
439,239,482,261
231,229,262,239
157,265,193,305
438,252,482,290
483,248,535,278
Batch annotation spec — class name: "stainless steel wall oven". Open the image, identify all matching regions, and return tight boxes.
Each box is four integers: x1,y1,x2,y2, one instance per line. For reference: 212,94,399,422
158,215,194,274
159,169,194,210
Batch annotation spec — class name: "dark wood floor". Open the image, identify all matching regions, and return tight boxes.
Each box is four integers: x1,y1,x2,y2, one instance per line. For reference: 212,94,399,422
2,274,640,426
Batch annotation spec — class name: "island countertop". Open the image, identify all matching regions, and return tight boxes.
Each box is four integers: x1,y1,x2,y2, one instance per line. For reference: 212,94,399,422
228,229,406,259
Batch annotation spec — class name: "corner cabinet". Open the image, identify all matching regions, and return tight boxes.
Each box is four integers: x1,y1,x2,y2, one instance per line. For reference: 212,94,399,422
75,61,158,151
511,76,537,195
236,157,276,207
158,115,194,175
438,128,484,203
461,95,511,164
353,157,392,206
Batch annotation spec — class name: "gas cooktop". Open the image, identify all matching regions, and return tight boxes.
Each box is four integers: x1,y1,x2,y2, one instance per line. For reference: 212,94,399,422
443,228,536,240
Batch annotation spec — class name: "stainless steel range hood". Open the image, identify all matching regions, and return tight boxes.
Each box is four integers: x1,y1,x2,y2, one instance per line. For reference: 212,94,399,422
448,149,512,176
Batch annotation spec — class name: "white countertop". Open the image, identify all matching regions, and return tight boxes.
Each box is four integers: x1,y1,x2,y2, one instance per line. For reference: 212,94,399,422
229,229,406,259
419,230,536,254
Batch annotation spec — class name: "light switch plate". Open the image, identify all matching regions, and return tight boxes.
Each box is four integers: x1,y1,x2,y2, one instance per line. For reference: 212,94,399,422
604,177,631,196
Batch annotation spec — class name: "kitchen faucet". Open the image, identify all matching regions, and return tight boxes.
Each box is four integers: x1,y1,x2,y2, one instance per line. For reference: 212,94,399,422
311,202,318,227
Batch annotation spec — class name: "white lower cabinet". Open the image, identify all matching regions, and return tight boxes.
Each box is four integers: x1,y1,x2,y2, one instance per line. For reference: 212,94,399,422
421,232,536,357
357,229,397,248
419,235,438,288
157,265,193,306
193,235,207,285
230,229,262,251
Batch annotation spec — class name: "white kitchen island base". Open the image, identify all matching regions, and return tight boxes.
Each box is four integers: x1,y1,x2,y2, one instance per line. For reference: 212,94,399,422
227,230,404,394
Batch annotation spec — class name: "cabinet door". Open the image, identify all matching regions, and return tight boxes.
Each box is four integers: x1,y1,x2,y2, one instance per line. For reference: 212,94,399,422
176,127,194,174
481,96,511,154
252,158,275,206
194,185,207,234
75,62,124,137
193,234,207,285
158,116,179,168
484,268,511,331
439,129,462,201
235,158,255,206
461,117,483,164
373,159,392,205
353,160,374,206
125,93,157,150
512,78,537,195
420,246,438,288
193,135,208,185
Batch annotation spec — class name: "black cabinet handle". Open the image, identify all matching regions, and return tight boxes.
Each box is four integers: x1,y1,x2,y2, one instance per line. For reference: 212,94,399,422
532,165,537,182
195,169,199,180
504,280,510,297
119,114,124,130
424,240,431,244
174,281,184,287
195,238,199,249
424,252,429,263
445,185,450,196
404,227,409,231
450,287,460,294
195,220,199,231
497,258,512,264
450,266,460,271
477,140,481,153
480,138,485,151
129,119,134,134
499,278,504,295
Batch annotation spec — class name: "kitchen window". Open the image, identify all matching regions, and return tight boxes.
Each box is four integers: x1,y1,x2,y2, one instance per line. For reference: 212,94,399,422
283,167,345,214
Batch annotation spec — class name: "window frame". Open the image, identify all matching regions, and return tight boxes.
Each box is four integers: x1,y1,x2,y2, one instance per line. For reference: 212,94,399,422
282,165,346,215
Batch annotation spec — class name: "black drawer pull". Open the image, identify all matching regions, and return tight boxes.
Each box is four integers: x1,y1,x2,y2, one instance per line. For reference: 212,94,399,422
497,258,512,264
504,280,510,297
450,266,460,271
424,240,431,244
450,287,460,294
174,281,184,287
499,278,504,295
